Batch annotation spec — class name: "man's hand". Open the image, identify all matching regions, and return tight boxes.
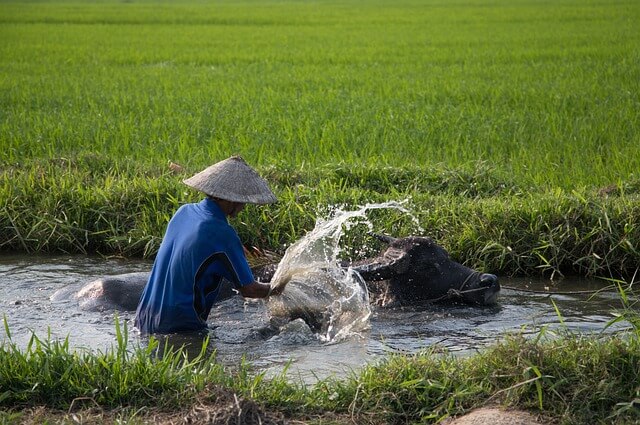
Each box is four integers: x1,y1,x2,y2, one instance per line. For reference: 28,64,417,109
267,272,293,297
268,283,286,296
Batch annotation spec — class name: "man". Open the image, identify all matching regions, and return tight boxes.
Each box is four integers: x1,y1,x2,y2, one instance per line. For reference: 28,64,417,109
135,156,283,335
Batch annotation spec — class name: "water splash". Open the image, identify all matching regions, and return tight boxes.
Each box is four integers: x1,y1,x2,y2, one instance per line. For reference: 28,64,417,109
266,200,419,343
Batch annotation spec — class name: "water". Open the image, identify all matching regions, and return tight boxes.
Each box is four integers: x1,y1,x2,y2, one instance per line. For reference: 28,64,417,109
0,203,635,384
0,253,633,383
0,252,624,381
0,254,150,351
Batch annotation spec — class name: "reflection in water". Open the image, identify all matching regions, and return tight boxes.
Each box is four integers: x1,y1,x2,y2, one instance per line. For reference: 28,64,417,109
0,254,635,384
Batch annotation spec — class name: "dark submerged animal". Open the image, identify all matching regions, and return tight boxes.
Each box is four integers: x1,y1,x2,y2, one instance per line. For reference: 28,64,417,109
74,271,149,311
349,233,500,307
256,233,500,308
71,273,237,312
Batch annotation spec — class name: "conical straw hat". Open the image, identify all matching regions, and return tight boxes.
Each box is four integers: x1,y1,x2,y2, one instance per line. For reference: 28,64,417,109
183,156,277,204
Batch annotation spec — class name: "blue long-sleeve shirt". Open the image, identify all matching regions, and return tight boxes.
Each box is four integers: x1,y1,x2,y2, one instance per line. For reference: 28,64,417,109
135,198,254,334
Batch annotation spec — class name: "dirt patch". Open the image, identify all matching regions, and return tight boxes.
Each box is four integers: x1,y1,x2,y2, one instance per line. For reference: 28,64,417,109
1,392,554,425
168,385,287,425
442,407,547,425
7,386,289,425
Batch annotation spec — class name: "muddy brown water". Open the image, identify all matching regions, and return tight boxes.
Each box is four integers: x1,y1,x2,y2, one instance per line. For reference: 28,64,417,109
0,254,634,384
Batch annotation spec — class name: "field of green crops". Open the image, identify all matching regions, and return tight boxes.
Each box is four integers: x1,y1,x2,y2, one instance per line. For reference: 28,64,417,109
1,0,639,277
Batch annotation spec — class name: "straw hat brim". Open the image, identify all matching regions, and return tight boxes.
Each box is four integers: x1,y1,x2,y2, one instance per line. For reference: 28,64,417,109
183,156,277,205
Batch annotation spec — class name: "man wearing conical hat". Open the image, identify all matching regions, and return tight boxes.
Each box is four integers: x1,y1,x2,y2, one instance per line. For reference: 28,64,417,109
135,156,282,335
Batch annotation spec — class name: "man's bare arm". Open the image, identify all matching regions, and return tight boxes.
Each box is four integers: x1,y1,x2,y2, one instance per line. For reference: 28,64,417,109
238,281,281,298
238,281,270,298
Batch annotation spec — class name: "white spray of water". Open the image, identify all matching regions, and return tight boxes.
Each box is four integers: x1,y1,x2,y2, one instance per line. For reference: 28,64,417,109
266,200,420,343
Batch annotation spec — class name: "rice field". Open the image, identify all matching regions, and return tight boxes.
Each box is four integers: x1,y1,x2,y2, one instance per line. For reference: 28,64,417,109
1,0,639,276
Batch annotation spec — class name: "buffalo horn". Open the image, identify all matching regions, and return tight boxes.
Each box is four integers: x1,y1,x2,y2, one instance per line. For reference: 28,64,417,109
368,232,397,244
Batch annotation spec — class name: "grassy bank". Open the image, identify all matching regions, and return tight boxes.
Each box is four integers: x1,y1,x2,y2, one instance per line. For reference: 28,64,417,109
1,311,639,424
2,157,639,278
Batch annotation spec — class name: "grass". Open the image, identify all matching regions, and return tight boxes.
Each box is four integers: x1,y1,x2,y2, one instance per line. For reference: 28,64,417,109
2,304,640,424
1,157,639,277
0,318,219,409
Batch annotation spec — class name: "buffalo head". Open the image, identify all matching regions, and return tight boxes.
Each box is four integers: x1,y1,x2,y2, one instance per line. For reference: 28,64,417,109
350,234,500,306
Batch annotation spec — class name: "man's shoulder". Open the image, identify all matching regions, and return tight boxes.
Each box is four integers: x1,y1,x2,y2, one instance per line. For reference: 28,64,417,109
192,212,239,241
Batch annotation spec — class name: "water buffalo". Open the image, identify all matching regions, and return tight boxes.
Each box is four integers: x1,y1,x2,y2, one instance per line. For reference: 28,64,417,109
73,271,149,311
68,234,499,315
349,233,500,307
258,233,500,308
